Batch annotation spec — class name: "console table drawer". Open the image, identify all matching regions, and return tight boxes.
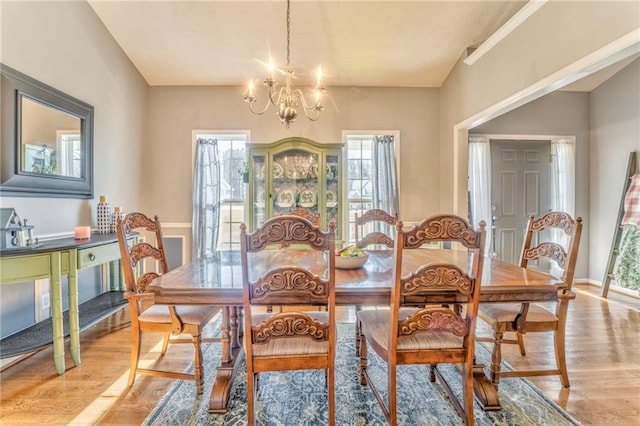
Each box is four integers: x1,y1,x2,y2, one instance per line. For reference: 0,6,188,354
0,253,51,283
78,242,121,269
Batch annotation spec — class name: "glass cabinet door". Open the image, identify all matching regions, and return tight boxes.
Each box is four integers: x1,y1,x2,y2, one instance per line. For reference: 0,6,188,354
251,154,266,228
272,149,320,217
324,154,340,236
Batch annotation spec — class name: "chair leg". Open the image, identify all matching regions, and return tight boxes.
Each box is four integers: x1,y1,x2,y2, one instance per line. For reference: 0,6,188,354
429,364,436,382
191,333,204,395
359,333,368,385
388,363,397,426
516,331,526,356
490,330,504,387
160,332,170,355
354,305,362,356
247,371,256,426
328,366,336,426
555,327,570,388
462,362,475,426
128,326,142,387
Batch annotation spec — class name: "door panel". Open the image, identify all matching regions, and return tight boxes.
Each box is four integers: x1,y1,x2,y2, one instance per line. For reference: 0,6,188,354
491,140,551,266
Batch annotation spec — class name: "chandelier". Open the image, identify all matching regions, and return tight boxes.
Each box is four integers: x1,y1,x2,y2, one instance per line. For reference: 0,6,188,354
243,0,326,128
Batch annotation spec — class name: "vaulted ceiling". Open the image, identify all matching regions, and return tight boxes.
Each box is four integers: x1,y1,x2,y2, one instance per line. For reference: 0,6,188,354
89,0,635,92
88,0,527,87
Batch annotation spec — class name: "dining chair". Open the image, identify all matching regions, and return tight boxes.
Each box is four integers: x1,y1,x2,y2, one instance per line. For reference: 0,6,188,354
116,212,219,394
477,211,582,389
240,215,336,426
353,208,399,354
354,208,398,249
357,215,486,426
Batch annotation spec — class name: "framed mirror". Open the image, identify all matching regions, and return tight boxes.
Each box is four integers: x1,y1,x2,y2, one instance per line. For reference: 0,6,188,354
1,64,93,198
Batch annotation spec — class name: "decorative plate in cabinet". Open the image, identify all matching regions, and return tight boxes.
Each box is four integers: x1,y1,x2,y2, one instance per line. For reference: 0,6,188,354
299,190,316,208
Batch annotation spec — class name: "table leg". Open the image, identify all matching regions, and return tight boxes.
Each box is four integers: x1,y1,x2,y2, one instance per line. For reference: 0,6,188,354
50,252,65,374
209,305,244,414
472,361,502,410
68,250,81,366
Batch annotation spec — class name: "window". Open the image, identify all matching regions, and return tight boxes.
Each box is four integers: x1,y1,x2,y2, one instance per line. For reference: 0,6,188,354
195,132,248,251
344,132,399,243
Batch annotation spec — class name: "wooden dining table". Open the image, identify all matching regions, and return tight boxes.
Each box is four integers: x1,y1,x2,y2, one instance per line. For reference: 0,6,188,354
147,248,563,414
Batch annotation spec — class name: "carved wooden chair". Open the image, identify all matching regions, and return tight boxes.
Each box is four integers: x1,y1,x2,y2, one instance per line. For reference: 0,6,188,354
477,211,582,389
116,212,219,394
353,208,398,353
357,215,486,426
354,208,398,249
240,215,336,426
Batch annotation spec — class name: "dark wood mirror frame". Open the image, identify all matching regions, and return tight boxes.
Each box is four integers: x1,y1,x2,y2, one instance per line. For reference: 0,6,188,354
0,64,94,198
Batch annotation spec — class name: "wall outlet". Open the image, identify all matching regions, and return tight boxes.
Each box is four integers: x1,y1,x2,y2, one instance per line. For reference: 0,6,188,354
41,293,50,310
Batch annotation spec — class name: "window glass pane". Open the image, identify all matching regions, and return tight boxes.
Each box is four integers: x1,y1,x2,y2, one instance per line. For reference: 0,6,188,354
197,133,247,251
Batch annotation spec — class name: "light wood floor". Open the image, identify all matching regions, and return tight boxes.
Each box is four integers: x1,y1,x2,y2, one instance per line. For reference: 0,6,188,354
1,284,639,425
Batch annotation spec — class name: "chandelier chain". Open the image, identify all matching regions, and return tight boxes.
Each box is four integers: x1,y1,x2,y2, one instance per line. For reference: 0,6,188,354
286,0,291,68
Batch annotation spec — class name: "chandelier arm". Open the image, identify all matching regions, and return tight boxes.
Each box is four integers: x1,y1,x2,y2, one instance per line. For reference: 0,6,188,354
268,85,285,107
292,88,320,110
247,97,275,116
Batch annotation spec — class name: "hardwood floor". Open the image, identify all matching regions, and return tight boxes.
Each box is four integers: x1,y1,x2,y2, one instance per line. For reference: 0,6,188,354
1,284,639,425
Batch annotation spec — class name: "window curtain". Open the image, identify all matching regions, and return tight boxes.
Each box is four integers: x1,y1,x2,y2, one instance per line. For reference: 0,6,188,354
372,135,399,236
192,138,221,259
468,136,492,256
550,138,575,277
550,139,575,216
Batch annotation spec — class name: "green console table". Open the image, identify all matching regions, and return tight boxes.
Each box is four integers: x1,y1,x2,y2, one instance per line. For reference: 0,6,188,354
0,233,131,374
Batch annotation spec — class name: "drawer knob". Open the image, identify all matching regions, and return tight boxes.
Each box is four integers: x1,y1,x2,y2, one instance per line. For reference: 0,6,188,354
88,253,96,261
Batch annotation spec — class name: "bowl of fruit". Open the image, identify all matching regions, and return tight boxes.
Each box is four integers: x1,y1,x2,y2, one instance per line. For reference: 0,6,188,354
334,245,369,269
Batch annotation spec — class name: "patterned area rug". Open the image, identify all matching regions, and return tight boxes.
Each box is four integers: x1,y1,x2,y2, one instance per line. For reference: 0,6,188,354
144,324,578,425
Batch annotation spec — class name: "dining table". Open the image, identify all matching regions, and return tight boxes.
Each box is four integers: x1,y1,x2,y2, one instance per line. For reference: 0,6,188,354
147,248,563,414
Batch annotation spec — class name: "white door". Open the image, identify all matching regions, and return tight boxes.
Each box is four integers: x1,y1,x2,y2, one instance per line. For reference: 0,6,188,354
490,140,552,266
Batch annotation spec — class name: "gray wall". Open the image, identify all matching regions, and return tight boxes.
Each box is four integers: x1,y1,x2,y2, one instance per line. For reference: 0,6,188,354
0,1,148,337
470,91,591,279
146,86,441,224
589,58,640,283
1,1,149,234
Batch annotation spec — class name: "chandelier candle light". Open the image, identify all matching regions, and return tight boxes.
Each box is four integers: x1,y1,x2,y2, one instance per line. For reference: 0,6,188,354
244,0,327,128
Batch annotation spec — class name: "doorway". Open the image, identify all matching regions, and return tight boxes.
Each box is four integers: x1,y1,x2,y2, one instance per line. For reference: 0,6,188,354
490,140,552,266
468,134,576,272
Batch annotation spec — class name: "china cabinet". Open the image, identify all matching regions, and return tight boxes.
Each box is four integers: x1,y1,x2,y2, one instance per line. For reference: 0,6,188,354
246,137,344,243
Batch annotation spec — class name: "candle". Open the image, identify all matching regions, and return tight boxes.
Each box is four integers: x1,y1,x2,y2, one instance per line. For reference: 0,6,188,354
248,79,254,98
268,58,275,80
316,65,322,87
74,226,91,240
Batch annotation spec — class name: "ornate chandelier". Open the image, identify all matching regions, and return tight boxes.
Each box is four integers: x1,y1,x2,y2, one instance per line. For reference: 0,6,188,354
243,0,326,129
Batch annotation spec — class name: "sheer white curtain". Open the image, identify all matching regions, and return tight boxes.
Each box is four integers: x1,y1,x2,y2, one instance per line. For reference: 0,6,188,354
468,136,492,256
192,138,220,259
550,138,575,215
372,135,399,236
550,138,576,277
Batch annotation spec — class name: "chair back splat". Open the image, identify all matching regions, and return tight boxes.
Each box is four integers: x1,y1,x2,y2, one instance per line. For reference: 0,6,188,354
240,215,337,426
357,214,486,426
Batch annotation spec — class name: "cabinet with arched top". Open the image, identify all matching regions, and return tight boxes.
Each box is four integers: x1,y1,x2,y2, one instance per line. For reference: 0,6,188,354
246,137,344,244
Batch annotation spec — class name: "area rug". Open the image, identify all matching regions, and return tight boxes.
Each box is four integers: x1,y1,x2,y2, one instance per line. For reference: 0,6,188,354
144,324,578,425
